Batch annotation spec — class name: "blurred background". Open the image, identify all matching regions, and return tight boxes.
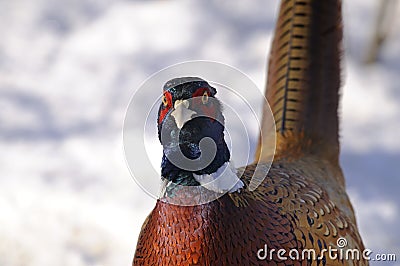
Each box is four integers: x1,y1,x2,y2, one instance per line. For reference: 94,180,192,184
0,0,399,265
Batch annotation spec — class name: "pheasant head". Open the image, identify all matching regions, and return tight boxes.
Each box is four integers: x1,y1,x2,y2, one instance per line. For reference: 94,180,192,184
157,77,244,193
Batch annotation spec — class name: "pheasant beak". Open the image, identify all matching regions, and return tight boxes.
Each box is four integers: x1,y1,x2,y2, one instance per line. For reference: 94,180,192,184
171,99,197,129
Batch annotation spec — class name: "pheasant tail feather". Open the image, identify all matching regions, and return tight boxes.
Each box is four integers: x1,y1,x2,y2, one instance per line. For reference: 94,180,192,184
257,0,343,163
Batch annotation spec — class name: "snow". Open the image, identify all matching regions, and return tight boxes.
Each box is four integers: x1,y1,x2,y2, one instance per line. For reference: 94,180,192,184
0,0,399,265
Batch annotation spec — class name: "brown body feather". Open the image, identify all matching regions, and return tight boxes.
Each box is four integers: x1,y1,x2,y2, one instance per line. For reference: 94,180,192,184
133,0,367,265
134,162,366,265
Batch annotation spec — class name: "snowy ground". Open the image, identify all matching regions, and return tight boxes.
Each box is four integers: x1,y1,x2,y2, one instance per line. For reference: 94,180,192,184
0,0,399,265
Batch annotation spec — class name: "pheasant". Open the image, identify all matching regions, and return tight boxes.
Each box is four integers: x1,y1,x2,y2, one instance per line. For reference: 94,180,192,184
133,0,367,265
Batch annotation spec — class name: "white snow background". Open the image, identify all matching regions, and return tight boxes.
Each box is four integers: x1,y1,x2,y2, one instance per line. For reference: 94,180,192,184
0,0,399,265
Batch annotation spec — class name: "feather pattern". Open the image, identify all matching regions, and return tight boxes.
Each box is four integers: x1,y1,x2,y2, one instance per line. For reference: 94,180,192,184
258,0,342,163
134,163,367,265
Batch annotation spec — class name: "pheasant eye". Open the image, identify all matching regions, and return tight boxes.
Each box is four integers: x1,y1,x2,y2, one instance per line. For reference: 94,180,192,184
202,91,209,104
162,95,168,107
